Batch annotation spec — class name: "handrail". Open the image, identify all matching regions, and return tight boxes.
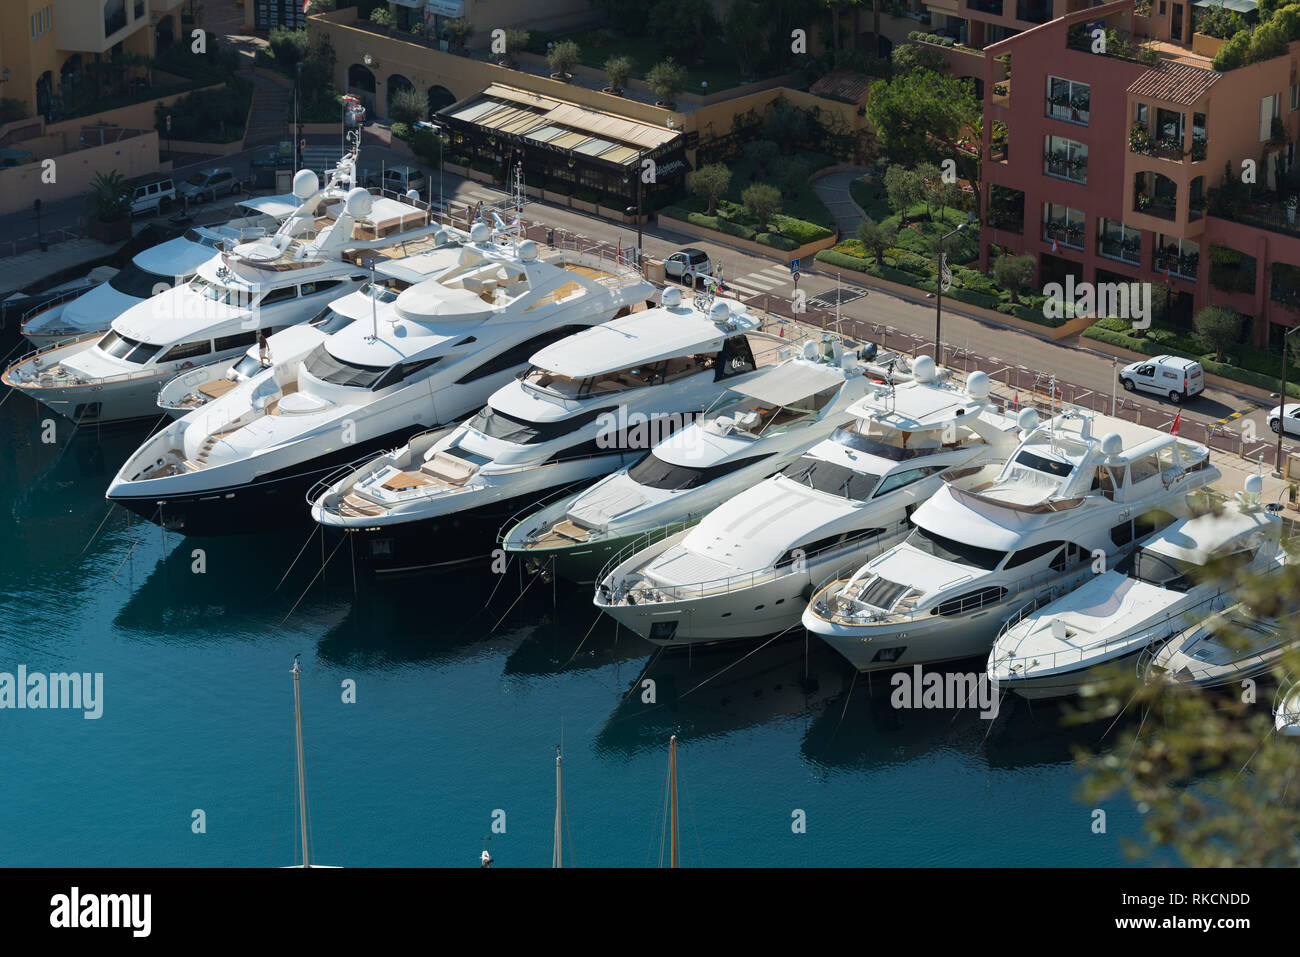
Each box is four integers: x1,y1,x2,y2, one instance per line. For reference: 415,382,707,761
597,524,895,604
496,481,591,548
991,589,1230,675
18,284,98,329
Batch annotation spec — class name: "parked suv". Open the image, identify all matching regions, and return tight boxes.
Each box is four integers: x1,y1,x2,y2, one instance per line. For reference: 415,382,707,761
125,175,176,217
178,168,239,204
663,247,714,287
1118,355,1205,403
363,166,429,196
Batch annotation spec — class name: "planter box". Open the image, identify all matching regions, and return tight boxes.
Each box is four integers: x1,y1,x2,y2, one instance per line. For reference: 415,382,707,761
1192,32,1226,58
543,190,571,206
525,185,544,199
571,198,598,214
466,168,495,184
659,211,837,265
444,162,468,177
89,218,132,242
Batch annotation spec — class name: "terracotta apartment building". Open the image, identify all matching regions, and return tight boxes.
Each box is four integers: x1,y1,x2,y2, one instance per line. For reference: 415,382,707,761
975,0,1300,346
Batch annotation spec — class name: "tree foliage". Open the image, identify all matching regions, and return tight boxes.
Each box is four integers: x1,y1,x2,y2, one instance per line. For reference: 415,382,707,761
690,163,733,215
646,58,687,107
857,219,899,265
1193,305,1243,361
866,68,979,168
742,183,783,231
992,252,1036,303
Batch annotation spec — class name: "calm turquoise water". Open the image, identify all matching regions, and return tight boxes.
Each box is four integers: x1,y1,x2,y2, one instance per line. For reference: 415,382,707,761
0,388,1142,867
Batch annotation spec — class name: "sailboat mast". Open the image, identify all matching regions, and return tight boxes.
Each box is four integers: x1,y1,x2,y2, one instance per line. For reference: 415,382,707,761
553,747,563,869
669,734,679,869
292,656,310,869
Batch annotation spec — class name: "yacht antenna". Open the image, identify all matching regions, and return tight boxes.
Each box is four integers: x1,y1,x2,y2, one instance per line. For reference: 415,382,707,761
291,655,311,869
668,735,679,869
552,745,563,868
367,261,378,342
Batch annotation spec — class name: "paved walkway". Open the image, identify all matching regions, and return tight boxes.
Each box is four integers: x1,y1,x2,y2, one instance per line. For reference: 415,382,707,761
245,73,291,147
812,166,867,240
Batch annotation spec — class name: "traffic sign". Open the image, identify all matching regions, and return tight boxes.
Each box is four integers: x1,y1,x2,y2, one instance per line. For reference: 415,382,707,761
793,271,800,283
790,258,800,273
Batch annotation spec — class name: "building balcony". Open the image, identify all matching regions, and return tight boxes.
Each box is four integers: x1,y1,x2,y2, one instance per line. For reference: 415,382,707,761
1135,196,1177,220
967,0,1005,15
1043,153,1086,183
1046,100,1089,126
1098,237,1142,265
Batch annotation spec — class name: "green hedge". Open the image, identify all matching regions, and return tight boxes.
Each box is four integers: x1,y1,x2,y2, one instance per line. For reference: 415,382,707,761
997,302,1065,327
661,206,831,251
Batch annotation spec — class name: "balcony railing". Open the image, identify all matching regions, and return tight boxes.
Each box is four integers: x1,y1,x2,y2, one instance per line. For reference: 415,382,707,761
1155,252,1199,280
1047,101,1089,125
1135,196,1177,220
1098,237,1141,264
105,9,127,36
1043,152,1087,183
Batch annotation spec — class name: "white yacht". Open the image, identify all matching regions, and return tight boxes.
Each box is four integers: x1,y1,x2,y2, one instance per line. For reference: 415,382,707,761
19,194,302,347
1146,598,1292,689
1276,679,1300,736
594,359,1021,646
5,148,441,424
500,340,876,584
106,226,656,536
988,478,1284,699
310,288,784,573
805,408,1220,672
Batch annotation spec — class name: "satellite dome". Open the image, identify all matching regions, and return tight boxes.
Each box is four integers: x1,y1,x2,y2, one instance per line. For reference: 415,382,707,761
912,354,936,383
292,169,319,200
661,287,683,308
518,239,538,262
405,188,420,202
344,187,373,218
433,229,450,247
1100,432,1123,456
1245,474,1264,496
802,340,819,360
469,222,492,244
965,370,990,399
709,301,730,324
1017,407,1039,432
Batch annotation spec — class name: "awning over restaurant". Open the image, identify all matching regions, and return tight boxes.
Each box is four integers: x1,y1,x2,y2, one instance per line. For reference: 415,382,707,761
1190,0,1256,11
438,84,681,169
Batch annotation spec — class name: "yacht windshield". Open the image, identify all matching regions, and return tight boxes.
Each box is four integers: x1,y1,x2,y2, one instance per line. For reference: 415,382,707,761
1121,549,1198,592
362,281,403,303
779,455,880,500
109,261,178,298
908,526,1006,570
189,276,249,307
627,451,768,491
467,404,612,445
301,345,389,387
233,353,264,377
308,305,357,334
97,330,163,364
832,423,961,461
1014,449,1073,477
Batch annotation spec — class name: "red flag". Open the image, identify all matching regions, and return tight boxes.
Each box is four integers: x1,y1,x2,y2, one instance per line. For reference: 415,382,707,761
1170,411,1181,436
301,0,310,11
1165,263,1171,282
779,324,785,338
1012,391,1019,409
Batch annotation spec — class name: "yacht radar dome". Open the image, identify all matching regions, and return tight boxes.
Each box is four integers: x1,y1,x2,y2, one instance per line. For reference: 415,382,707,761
1245,474,1264,498
344,187,373,218
292,170,319,200
1017,407,1039,433
661,287,683,308
709,302,731,324
802,340,819,360
518,239,539,262
434,229,450,246
469,222,492,244
912,354,936,383
1100,432,1123,457
405,189,420,202
965,370,990,399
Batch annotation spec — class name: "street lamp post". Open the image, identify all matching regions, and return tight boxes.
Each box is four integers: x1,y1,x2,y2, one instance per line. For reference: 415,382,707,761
1274,325,1300,478
935,223,966,365
294,61,302,173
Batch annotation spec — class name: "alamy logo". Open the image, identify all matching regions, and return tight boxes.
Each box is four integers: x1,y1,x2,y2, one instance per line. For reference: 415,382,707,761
0,666,103,719
1041,275,1152,328
50,888,150,937
595,409,703,449
890,664,1000,719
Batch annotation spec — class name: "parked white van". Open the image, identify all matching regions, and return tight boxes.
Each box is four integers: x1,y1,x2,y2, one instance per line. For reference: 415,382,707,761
1118,355,1204,403
126,175,176,217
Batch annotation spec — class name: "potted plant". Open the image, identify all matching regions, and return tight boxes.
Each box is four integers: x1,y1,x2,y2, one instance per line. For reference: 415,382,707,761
603,55,633,96
1288,195,1297,224
646,57,686,110
87,170,132,242
547,40,580,82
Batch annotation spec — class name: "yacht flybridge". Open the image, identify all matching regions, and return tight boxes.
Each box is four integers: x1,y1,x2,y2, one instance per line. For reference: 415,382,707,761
106,226,656,535
594,359,1021,647
500,341,875,584
4,144,444,424
310,287,782,573
988,476,1284,700
19,194,302,347
804,408,1219,673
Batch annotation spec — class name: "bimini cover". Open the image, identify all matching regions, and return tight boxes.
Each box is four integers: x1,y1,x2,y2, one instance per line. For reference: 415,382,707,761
733,361,844,408
393,283,493,321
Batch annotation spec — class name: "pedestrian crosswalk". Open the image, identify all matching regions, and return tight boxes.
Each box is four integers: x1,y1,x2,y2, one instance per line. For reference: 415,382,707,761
723,263,795,299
